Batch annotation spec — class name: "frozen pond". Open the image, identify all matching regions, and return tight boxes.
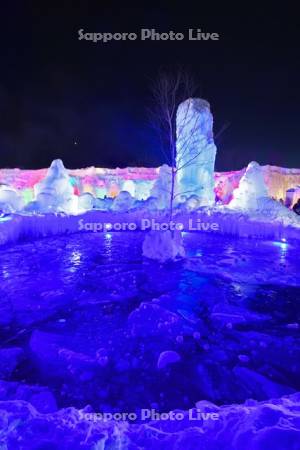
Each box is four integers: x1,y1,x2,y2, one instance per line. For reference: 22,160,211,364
0,231,299,416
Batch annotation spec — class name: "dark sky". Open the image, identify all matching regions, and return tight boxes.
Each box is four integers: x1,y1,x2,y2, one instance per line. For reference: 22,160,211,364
0,2,299,171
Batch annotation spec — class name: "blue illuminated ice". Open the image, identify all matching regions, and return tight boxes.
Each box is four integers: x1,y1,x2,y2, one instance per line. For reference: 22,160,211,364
176,98,217,206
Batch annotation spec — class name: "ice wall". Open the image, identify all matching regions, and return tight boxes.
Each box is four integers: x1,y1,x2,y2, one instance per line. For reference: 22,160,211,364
0,162,300,208
176,98,217,205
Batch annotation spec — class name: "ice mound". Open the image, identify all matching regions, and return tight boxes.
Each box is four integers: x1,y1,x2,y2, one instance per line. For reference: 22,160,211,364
229,161,269,210
150,164,172,209
93,197,113,211
32,159,77,214
228,161,300,225
111,190,134,212
176,98,217,206
0,186,24,213
142,230,185,262
78,192,95,211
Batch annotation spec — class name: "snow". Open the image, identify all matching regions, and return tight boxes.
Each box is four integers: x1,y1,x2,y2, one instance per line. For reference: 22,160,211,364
176,98,217,205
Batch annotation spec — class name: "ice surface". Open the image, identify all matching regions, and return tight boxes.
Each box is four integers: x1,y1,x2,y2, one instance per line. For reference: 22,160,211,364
176,98,217,205
0,232,299,447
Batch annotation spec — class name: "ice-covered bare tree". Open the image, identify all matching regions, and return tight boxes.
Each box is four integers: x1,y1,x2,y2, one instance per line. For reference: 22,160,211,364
144,69,223,262
149,69,197,220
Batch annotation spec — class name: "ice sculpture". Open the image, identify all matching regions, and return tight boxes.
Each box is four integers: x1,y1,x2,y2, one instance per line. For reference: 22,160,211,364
33,159,77,213
176,98,217,205
150,164,172,209
229,161,269,210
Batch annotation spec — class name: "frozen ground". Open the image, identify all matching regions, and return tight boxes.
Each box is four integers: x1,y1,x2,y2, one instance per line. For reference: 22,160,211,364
0,232,299,448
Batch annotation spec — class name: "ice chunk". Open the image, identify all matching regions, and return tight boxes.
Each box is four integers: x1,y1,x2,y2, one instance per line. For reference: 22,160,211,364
142,230,185,262
78,192,95,211
157,350,181,369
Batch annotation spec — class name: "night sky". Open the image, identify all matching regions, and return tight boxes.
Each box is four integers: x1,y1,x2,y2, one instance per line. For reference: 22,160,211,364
0,2,299,171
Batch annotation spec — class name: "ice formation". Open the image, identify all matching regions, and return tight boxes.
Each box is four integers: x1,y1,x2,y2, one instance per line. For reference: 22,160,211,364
142,230,186,262
215,165,300,205
0,161,299,212
0,393,299,449
0,186,24,213
176,98,217,205
229,161,269,210
150,164,172,209
111,190,134,212
78,192,95,211
33,159,77,213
